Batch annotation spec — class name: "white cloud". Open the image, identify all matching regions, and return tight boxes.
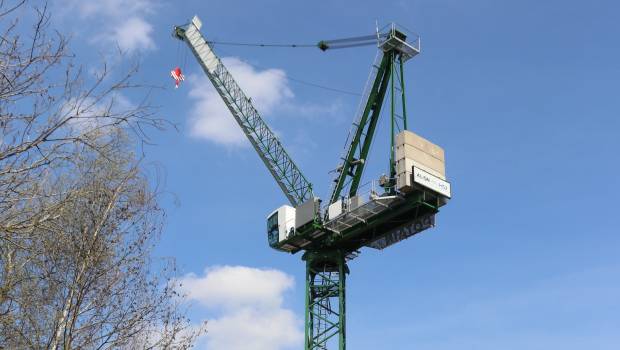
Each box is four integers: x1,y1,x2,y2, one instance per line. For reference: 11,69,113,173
57,0,157,53
69,0,153,18
206,308,300,350
179,265,293,310
186,57,345,146
113,16,155,52
178,265,303,350
187,57,293,146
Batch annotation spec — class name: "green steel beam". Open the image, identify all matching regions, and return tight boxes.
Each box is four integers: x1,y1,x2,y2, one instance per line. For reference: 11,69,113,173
349,52,394,198
389,53,408,184
399,57,408,130
390,51,396,179
329,53,393,204
331,49,411,202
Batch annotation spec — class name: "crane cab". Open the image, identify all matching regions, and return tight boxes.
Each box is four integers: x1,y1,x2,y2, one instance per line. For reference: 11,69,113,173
267,205,296,248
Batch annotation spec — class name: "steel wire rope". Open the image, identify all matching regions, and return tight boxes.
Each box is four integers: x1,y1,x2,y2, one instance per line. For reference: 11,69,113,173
206,40,316,48
205,34,381,49
209,43,363,97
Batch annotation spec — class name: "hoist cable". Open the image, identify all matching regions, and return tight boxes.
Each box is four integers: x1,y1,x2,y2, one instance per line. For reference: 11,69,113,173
211,44,362,97
286,76,362,97
183,43,188,71
175,39,181,62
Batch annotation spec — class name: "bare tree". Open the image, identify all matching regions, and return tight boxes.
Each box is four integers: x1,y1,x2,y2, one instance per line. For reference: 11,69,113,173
0,1,205,348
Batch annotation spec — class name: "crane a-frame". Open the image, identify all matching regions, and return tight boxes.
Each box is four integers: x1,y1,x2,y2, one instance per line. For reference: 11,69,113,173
174,16,451,350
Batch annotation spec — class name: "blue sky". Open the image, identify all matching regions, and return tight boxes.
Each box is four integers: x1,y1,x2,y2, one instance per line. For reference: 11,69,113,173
52,0,620,349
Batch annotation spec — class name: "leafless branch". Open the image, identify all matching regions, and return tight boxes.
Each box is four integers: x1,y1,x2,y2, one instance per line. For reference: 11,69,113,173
0,1,205,348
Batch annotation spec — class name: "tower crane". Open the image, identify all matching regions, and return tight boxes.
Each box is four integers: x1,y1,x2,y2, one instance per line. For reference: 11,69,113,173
174,16,451,350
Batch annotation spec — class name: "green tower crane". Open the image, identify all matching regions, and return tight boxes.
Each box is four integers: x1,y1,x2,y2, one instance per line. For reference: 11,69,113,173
174,16,451,350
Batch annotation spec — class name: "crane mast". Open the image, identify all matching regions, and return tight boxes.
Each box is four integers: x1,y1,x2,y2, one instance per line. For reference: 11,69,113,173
173,17,313,207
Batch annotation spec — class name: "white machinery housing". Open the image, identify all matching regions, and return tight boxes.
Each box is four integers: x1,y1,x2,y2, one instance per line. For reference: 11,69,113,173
267,205,296,247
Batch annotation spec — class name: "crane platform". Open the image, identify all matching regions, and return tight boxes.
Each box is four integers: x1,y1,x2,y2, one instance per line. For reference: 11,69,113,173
275,185,447,257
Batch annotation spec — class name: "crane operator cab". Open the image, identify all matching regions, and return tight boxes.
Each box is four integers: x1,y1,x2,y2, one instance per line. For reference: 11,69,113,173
267,205,296,248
